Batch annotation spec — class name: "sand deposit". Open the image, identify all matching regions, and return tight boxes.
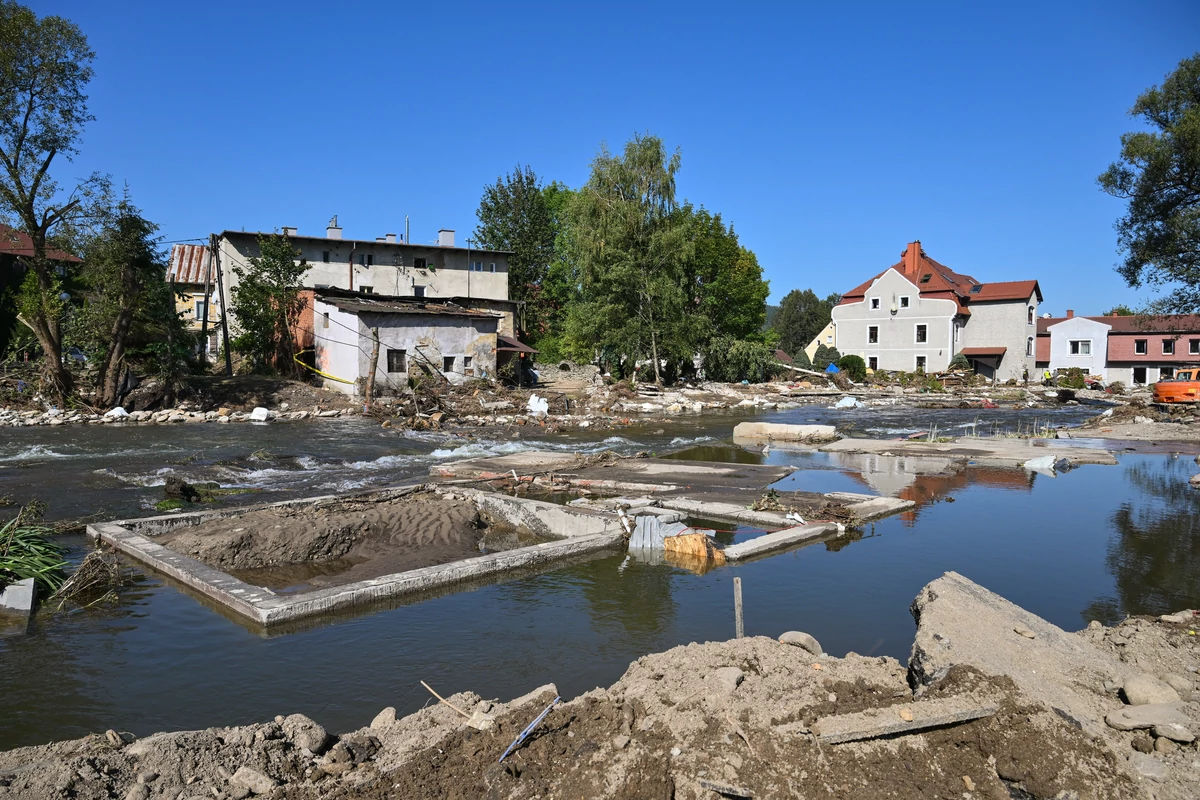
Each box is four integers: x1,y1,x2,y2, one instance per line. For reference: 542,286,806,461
157,491,547,592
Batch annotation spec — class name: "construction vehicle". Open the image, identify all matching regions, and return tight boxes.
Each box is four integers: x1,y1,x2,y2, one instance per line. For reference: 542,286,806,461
1152,367,1200,404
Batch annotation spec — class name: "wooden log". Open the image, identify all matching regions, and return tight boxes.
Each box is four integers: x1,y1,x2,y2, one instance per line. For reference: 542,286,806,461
734,577,744,639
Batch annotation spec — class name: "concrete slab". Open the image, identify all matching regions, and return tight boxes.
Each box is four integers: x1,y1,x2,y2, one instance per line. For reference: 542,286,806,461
732,422,839,442
842,496,916,521
813,696,998,744
87,485,625,629
430,451,581,480
0,577,36,613
723,524,838,561
820,437,1118,467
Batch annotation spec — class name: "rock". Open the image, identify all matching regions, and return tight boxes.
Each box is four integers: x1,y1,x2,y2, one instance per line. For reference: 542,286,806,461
612,734,630,749
962,776,975,791
1153,736,1176,754
231,765,278,795
1105,703,1190,731
217,407,231,416
249,407,270,422
1123,674,1180,706
708,667,744,695
136,770,157,783
779,631,823,656
1131,733,1154,753
1127,752,1169,781
1133,415,1154,425
124,784,149,800
370,707,397,730
1162,673,1192,697
1160,613,1187,623
1014,627,1036,639
1088,620,1104,630
1154,722,1195,743
1191,475,1200,488
281,714,331,755
105,729,122,747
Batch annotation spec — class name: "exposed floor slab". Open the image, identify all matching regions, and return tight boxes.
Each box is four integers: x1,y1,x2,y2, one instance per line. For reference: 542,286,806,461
819,436,1119,467
722,523,838,561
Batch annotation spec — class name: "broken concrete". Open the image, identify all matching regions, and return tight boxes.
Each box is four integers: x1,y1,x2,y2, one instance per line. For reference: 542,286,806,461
722,523,838,561
731,422,839,442
821,436,1119,467
812,696,998,744
0,577,35,614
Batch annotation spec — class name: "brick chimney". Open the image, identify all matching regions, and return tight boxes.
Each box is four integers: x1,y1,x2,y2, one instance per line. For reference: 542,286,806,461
1066,309,1074,319
902,241,922,276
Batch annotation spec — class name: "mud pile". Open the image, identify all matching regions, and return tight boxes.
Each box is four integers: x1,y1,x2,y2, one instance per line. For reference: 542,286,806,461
1,574,1195,800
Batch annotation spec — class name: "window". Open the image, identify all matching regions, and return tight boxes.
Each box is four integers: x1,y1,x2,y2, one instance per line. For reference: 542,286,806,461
1026,337,1033,356
1069,340,1091,356
358,254,374,266
463,355,474,376
1191,339,1200,355
322,312,329,329
1028,306,1035,325
868,325,879,344
1134,339,1148,355
443,356,456,372
899,296,910,308
915,324,927,343
915,356,927,371
1162,366,1176,380
470,261,483,272
359,286,373,294
1162,339,1175,355
386,349,407,373
489,262,496,273
868,356,878,371
414,257,427,270
193,298,207,321
322,251,330,263
413,285,425,298
870,297,880,310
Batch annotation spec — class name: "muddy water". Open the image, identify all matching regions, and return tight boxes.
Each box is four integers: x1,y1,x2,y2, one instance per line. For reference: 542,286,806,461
5,402,1187,752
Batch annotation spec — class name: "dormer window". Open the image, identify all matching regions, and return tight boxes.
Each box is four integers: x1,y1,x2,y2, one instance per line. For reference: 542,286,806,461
919,274,931,283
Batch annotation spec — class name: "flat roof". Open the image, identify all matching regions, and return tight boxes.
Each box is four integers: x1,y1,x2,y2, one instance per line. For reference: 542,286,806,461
315,292,501,320
220,229,512,256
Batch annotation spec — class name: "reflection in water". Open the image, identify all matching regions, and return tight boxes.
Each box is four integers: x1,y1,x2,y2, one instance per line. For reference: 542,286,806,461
1087,458,1200,621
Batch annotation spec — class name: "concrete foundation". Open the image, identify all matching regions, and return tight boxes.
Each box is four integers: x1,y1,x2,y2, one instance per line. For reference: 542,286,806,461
732,422,839,442
819,436,1118,467
87,486,624,629
723,523,839,561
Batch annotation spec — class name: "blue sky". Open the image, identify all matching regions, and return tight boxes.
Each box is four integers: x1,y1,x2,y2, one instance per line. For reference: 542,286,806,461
31,0,1200,312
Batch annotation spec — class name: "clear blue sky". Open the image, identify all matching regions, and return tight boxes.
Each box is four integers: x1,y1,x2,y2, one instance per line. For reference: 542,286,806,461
31,0,1200,313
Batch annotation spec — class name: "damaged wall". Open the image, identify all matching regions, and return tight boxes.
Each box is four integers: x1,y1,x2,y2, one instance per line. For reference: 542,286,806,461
357,311,498,392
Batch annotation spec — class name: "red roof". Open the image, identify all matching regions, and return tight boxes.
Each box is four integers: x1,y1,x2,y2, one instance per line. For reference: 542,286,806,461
1037,314,1200,335
959,347,1008,356
167,244,213,284
839,242,1040,315
0,223,81,262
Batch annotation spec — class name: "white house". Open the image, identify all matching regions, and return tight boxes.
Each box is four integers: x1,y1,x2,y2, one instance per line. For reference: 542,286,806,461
831,241,1042,381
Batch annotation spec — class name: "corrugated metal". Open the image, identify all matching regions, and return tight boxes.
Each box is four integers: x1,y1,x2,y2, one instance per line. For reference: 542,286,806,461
167,244,212,285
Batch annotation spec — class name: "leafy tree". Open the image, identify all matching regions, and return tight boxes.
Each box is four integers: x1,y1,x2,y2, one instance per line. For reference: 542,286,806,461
0,1,106,402
230,234,307,375
791,348,813,371
1104,304,1136,316
1099,54,1200,314
702,336,778,383
526,182,578,360
812,343,841,370
473,165,558,337
75,195,185,406
771,289,839,357
564,134,692,386
681,206,770,342
837,354,866,382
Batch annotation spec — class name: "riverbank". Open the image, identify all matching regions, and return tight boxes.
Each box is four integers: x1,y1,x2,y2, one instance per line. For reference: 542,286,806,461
1,573,1194,799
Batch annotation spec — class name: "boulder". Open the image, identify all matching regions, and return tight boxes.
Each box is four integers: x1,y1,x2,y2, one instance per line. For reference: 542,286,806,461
369,707,397,730
230,765,277,795
1122,674,1180,706
281,713,331,754
779,631,823,656
248,407,270,422
1104,703,1190,731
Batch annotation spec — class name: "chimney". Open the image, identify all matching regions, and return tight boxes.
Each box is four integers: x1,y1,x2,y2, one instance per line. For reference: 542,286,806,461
326,215,342,240
385,233,397,243
282,226,298,237
902,241,922,275
1066,309,1074,319
376,236,387,242
437,228,455,247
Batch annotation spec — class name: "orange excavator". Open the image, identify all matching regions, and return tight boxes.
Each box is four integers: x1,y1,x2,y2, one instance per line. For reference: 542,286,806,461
1152,367,1200,404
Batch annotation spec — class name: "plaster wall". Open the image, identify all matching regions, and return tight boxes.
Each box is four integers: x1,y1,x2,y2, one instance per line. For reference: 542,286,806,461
1046,317,1110,378
311,299,362,395
831,269,958,372
358,311,499,393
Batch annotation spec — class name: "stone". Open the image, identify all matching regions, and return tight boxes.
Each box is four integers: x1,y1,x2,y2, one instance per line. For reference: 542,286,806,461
136,770,158,783
1106,703,1190,731
1153,722,1196,743
1127,752,1169,781
708,667,744,695
1014,627,1036,639
779,631,823,656
231,766,278,795
1088,620,1104,630
1154,736,1177,754
962,776,975,791
370,707,397,730
1160,613,1187,624
1162,674,1192,697
217,407,231,416
612,734,630,749
248,407,270,422
105,729,122,746
1131,734,1154,753
124,784,149,800
281,714,331,755
1123,674,1180,706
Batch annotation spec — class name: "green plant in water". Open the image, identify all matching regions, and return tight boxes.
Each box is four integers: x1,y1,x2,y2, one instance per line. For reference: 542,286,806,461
0,508,69,595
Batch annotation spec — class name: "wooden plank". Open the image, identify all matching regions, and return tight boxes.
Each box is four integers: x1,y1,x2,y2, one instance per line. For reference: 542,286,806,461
812,697,997,744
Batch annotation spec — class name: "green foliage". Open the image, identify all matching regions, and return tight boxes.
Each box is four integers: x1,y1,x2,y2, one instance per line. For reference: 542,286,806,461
0,509,67,594
230,234,307,375
1099,53,1200,314
681,206,770,341
1062,367,1086,389
948,353,970,370
812,343,841,370
563,134,693,385
771,289,838,358
702,336,779,383
791,348,813,370
1104,305,1136,316
837,354,866,382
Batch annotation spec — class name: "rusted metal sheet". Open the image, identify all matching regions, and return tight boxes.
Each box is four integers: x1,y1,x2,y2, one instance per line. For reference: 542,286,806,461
167,244,212,285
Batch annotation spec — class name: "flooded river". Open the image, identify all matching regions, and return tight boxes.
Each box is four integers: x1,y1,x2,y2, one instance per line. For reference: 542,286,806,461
4,402,1198,751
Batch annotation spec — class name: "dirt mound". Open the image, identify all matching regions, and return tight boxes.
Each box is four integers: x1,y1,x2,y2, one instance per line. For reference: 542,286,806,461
158,491,544,590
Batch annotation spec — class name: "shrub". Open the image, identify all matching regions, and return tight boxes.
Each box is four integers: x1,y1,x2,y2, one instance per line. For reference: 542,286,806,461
792,348,813,371
948,353,970,370
837,354,867,382
813,344,841,370
1062,367,1086,390
703,336,781,383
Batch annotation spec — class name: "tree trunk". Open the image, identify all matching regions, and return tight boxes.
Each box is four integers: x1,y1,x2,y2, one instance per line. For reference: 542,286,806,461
647,302,663,388
97,306,135,408
18,261,73,405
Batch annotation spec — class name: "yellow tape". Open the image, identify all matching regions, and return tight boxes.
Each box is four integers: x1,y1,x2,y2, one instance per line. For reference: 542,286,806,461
294,350,355,384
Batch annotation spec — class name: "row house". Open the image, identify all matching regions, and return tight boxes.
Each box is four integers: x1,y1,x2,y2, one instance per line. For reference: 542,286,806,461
831,241,1042,381
1035,312,1200,385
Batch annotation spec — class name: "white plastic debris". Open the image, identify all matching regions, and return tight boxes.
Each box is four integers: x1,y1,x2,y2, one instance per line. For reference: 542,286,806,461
248,406,271,422
834,396,865,409
1100,408,1115,417
1022,455,1072,477
527,394,550,417
786,511,807,525
103,406,129,418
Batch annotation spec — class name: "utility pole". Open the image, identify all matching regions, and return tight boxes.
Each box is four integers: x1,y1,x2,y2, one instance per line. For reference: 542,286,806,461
212,235,233,376
198,235,215,365
364,327,380,409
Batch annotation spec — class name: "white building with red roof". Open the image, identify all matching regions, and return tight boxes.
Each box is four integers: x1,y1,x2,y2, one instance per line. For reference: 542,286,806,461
830,241,1042,381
